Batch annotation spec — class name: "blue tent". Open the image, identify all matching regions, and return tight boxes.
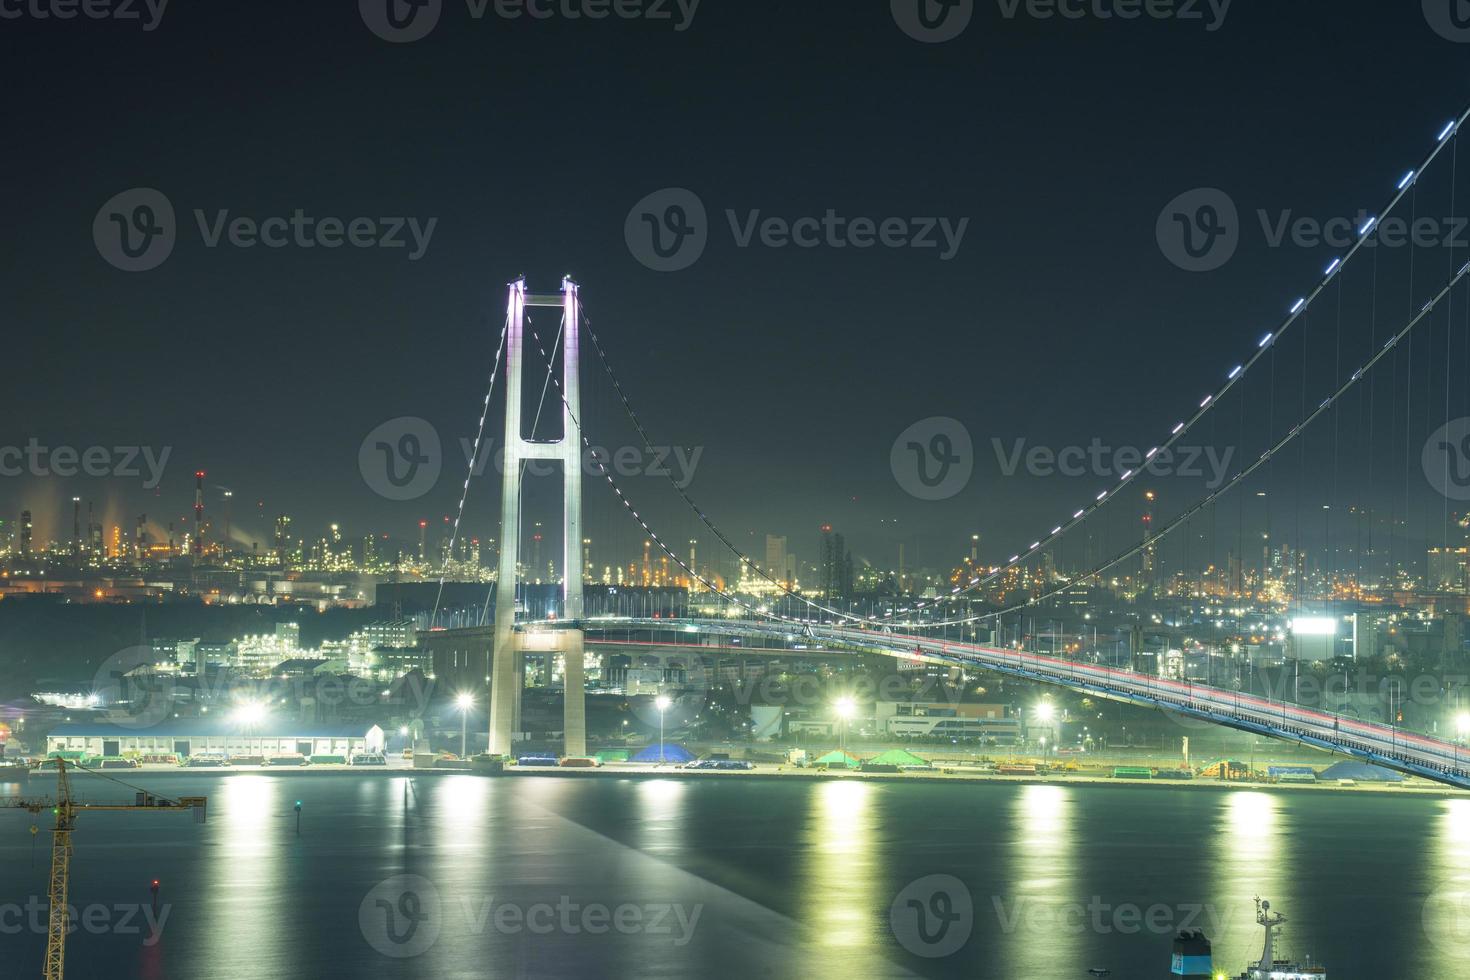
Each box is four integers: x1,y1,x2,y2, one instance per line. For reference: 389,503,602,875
632,743,695,763
1319,760,1404,782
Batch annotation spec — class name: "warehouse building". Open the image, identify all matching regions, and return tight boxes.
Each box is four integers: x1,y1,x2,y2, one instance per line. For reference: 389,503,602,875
46,720,385,759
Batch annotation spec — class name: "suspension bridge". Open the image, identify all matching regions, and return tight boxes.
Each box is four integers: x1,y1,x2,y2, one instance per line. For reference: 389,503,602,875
434,100,1470,791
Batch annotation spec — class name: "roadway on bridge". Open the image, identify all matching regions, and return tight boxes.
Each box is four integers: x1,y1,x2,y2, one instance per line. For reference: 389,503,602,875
532,618,1470,790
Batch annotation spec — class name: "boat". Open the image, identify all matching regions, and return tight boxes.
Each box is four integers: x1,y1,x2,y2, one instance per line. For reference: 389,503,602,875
0,761,32,781
1234,898,1326,979
1166,899,1325,979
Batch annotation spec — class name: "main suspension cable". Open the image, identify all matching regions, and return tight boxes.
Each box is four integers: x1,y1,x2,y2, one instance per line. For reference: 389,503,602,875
432,312,510,626
588,105,1470,623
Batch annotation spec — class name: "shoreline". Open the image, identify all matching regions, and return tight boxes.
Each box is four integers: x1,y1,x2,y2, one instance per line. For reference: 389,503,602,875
5,762,1464,799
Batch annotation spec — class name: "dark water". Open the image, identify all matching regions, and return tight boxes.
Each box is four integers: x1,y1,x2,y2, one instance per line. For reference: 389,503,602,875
1,773,1468,979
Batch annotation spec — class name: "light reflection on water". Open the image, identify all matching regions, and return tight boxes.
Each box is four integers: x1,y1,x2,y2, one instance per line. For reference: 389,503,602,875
1211,790,1288,960
0,773,1464,979
991,783,1080,979
1422,798,1470,976
801,780,879,954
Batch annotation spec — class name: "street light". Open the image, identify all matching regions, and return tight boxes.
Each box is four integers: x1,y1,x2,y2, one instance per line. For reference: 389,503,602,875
1032,701,1055,754
834,697,856,757
655,695,672,764
455,692,474,759
232,701,265,759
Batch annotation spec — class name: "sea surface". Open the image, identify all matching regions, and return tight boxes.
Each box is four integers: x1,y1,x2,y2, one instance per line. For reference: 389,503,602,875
1,772,1467,978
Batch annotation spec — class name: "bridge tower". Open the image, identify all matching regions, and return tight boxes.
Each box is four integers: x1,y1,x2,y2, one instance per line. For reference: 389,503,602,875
489,278,586,757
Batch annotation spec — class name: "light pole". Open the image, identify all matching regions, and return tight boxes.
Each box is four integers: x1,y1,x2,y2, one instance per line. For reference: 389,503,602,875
456,692,474,758
655,695,672,763
1032,701,1055,756
834,697,855,758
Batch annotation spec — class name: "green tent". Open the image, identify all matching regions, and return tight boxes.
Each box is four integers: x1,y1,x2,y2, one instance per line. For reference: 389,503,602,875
812,750,861,769
867,749,929,767
595,749,630,763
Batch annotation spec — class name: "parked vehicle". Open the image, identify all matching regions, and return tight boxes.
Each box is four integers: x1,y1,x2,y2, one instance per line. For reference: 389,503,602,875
350,753,387,766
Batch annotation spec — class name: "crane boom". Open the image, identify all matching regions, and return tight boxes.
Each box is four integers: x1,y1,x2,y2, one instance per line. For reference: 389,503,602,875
5,759,206,980
43,761,72,980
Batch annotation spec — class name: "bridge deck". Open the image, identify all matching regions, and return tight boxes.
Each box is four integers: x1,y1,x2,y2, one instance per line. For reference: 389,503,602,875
523,617,1470,790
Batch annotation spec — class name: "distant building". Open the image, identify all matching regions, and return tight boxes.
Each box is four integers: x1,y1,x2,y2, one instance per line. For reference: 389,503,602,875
876,702,1022,743
1429,547,1469,593
362,620,417,650
1289,615,1340,662
818,525,853,598
275,622,301,649
47,720,384,759
765,535,789,581
196,639,237,671
1352,612,1388,660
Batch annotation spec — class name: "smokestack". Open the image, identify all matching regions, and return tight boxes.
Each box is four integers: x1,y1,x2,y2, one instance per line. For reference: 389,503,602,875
72,497,81,556
222,490,232,555
1169,929,1212,978
193,470,205,559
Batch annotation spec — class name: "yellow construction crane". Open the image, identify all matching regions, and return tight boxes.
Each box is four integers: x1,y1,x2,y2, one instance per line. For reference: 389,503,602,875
5,759,206,980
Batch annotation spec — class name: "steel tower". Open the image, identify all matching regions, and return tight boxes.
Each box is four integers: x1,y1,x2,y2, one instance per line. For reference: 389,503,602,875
489,278,585,757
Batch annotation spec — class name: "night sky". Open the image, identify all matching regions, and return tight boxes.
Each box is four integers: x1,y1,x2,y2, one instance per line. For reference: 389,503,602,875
6,1,1470,575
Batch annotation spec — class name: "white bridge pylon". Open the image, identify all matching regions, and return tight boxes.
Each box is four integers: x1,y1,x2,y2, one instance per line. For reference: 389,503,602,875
489,277,585,757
